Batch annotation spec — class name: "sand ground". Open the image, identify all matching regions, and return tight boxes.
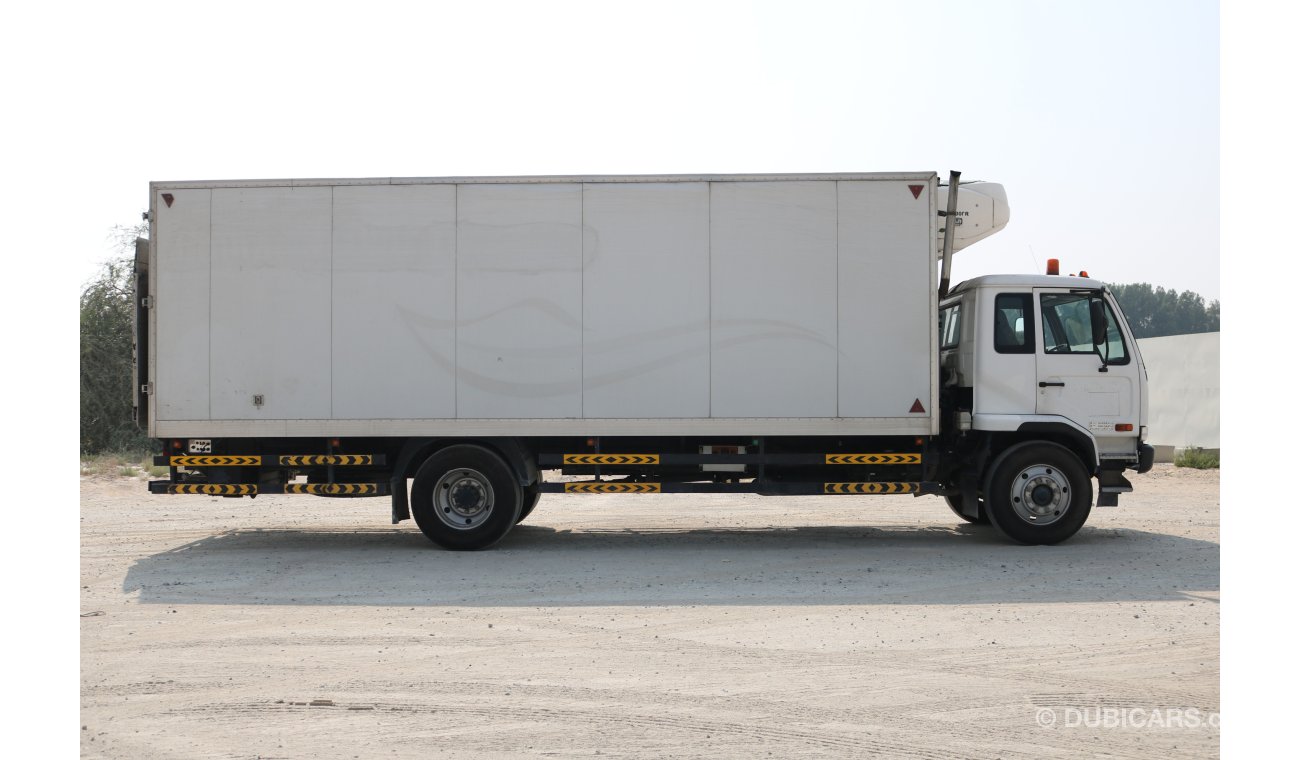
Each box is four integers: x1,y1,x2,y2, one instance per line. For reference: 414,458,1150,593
81,464,1219,758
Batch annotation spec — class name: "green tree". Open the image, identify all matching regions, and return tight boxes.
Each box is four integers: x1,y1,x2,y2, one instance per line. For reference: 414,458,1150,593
80,224,153,454
1106,282,1220,339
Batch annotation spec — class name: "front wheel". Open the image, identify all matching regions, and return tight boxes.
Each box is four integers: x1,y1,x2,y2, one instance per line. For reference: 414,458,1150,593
410,445,522,550
984,442,1092,545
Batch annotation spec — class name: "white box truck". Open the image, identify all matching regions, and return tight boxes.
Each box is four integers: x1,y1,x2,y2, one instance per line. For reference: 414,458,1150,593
136,171,1153,549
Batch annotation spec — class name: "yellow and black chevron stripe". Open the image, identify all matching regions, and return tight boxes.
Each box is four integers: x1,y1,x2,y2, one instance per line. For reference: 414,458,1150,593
285,483,378,495
824,482,919,494
562,454,660,466
564,482,661,494
169,455,261,467
825,453,921,465
168,484,257,495
279,455,374,467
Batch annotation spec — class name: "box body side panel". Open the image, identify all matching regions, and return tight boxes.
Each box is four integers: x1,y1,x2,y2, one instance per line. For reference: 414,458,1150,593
332,184,458,419
710,181,839,418
837,180,934,418
455,183,583,418
154,188,211,420
209,187,333,419
582,182,711,418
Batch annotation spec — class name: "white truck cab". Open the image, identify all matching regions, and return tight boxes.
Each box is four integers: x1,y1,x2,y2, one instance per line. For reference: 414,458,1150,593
937,270,1154,540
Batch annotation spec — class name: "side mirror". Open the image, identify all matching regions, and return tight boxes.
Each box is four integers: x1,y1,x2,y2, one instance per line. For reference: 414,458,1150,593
1089,299,1108,347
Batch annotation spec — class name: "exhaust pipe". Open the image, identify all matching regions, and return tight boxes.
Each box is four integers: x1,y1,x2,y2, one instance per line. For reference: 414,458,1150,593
938,169,960,299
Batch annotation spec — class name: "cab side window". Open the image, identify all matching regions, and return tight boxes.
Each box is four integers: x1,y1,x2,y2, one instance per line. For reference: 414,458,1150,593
940,303,962,349
1040,293,1130,363
993,293,1033,354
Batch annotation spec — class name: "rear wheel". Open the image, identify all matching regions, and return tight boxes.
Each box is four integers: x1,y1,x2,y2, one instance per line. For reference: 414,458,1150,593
944,493,989,524
984,442,1092,545
411,445,522,550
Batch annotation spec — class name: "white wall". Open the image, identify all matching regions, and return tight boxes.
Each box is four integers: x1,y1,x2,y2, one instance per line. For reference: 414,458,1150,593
1136,332,1220,449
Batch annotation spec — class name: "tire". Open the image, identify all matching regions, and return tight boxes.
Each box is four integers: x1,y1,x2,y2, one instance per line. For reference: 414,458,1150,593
984,442,1092,545
410,445,522,550
944,493,989,525
517,483,541,524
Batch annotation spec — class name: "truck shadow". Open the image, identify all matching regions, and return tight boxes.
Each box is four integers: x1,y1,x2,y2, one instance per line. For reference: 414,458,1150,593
123,522,1219,607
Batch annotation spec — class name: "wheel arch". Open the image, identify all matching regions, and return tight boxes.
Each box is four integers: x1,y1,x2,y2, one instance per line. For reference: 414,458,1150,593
1012,422,1098,475
389,437,538,524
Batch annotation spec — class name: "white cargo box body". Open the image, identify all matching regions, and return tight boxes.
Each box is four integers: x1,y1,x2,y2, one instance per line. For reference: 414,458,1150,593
146,173,939,438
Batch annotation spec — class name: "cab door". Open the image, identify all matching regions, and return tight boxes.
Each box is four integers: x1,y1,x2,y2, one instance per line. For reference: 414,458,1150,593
1034,289,1141,454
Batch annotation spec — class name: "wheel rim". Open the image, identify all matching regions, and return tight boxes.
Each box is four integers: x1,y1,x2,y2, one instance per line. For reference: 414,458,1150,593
433,469,495,530
1008,464,1071,526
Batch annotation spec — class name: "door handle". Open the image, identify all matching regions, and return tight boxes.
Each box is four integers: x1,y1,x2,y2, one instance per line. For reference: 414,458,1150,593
1039,381,1066,388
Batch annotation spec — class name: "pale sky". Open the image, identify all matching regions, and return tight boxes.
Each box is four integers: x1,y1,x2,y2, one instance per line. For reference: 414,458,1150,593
31,0,1218,300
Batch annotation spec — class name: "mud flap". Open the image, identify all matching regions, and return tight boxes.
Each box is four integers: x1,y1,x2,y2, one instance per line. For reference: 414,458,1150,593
391,476,410,524
959,470,981,518
1096,469,1133,507
958,435,993,519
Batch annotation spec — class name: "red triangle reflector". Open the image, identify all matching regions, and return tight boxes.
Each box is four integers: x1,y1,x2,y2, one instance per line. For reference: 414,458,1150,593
909,398,926,413
908,185,923,199
161,193,174,207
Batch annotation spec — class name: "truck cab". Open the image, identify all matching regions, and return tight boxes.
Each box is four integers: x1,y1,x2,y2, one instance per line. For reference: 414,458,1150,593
937,271,1154,541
